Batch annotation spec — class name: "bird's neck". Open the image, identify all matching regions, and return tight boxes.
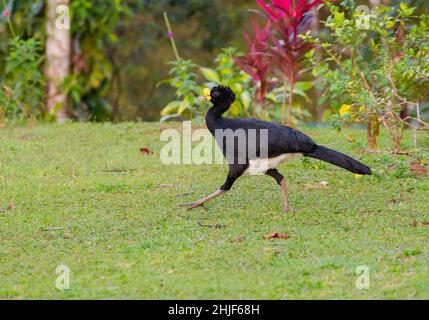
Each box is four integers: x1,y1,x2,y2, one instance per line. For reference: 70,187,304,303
205,102,230,131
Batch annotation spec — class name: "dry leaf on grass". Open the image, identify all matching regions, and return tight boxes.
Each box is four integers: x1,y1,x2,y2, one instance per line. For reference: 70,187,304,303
139,147,153,155
264,232,290,240
0,203,15,212
410,162,428,176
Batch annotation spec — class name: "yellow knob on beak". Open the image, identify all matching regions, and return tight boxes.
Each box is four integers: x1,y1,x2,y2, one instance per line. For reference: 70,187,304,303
203,88,211,101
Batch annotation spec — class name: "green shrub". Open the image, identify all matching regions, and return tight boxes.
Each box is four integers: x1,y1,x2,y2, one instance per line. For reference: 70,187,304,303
0,38,44,123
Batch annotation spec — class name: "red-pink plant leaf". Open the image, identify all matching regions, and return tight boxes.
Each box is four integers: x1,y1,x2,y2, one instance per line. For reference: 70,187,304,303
255,0,335,82
236,19,274,102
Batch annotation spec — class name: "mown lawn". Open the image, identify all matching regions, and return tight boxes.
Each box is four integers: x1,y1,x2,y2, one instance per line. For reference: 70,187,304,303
0,122,428,299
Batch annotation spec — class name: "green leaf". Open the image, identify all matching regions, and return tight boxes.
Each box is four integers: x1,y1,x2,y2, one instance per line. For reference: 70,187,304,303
178,97,190,115
294,81,313,91
399,3,415,17
229,101,242,117
402,8,415,17
385,20,396,29
240,91,251,111
265,93,278,103
200,67,220,83
160,114,179,123
161,101,181,116
292,89,310,102
334,11,345,23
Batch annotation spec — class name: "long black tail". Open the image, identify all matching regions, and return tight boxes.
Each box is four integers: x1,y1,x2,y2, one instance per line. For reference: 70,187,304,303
304,145,372,175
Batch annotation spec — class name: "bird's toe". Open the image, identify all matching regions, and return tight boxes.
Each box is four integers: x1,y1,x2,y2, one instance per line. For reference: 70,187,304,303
179,202,205,211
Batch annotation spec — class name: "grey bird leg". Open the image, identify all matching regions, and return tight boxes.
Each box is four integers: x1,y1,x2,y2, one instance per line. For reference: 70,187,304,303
180,165,245,211
266,169,291,212
180,189,226,210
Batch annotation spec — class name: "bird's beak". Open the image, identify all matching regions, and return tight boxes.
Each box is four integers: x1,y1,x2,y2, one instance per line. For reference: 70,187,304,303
203,88,211,102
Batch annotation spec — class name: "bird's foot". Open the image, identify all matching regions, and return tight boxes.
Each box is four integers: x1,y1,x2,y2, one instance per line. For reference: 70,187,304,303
179,201,207,211
283,206,291,213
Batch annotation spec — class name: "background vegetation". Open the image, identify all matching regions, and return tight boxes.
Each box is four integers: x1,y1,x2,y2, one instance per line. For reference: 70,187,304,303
0,0,427,123
0,0,428,300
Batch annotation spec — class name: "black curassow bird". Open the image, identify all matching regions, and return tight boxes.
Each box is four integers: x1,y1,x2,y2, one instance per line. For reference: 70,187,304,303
181,85,372,212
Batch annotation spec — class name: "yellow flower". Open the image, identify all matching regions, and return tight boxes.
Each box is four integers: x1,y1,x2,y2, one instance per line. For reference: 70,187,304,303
355,174,362,180
339,104,351,116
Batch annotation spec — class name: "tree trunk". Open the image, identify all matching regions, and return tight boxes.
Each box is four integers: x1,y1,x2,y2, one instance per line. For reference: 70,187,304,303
367,120,380,150
45,0,71,123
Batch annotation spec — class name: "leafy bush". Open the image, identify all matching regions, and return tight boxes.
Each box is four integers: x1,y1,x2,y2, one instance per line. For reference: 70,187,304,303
0,38,44,123
255,0,328,125
200,48,252,117
159,59,203,122
159,48,252,121
307,2,429,150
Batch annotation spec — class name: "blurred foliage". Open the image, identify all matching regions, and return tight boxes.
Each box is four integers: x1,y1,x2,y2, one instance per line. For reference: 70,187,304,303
0,0,428,123
160,46,314,122
0,0,256,122
159,48,252,121
111,0,257,121
159,59,203,122
64,0,132,121
308,1,429,150
0,38,44,123
0,0,45,79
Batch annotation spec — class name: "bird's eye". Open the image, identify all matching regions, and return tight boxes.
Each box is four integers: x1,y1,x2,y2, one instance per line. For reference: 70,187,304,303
212,91,220,98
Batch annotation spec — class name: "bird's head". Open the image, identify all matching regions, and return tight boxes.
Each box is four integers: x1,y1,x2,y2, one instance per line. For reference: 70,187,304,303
203,85,236,107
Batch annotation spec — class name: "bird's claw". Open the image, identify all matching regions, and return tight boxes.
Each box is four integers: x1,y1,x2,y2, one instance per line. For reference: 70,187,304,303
283,206,291,213
179,202,207,211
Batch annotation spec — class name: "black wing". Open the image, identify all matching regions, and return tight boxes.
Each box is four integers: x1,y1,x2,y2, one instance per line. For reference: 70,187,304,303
217,118,317,158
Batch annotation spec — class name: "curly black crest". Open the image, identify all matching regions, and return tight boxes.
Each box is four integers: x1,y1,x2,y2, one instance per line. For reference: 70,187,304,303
210,85,236,105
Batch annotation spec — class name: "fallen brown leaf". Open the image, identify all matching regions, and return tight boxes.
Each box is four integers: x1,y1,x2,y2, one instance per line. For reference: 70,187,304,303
422,221,429,226
410,162,428,176
264,232,290,240
411,219,417,227
139,147,153,155
0,203,15,212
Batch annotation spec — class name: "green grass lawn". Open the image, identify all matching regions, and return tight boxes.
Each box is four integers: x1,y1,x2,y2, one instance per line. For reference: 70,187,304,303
0,122,428,299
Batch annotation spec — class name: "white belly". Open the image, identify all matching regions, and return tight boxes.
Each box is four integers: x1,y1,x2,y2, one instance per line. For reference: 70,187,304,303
245,153,302,175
